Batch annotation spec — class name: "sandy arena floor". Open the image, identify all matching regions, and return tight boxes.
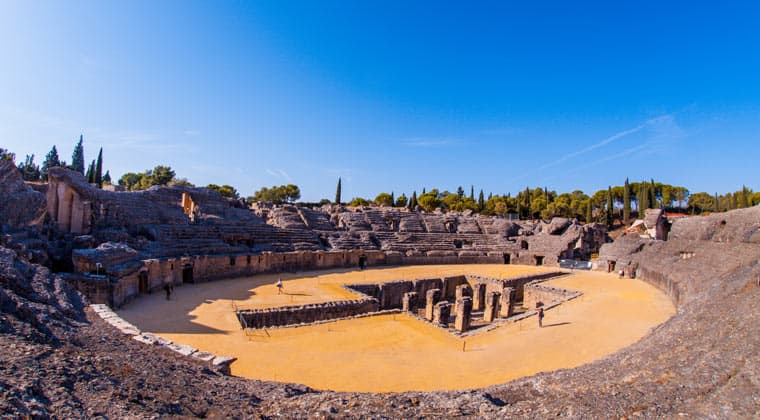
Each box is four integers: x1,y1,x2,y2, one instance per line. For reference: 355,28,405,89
118,265,675,392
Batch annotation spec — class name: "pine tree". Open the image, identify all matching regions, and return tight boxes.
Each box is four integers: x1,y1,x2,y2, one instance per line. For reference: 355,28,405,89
41,145,61,181
71,135,85,175
95,147,103,188
335,178,342,204
606,186,614,228
477,189,485,211
623,178,631,224
470,185,475,201
586,199,592,223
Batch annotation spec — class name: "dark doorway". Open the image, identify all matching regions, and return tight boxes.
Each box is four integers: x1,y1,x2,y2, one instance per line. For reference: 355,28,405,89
608,260,616,273
139,271,148,293
534,255,544,266
503,253,511,264
182,265,194,283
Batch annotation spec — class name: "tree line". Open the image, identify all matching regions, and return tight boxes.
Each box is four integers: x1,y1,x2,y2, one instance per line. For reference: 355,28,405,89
11,135,113,187
331,178,760,227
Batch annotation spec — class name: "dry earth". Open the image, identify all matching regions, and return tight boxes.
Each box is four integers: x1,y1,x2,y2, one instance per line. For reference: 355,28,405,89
118,265,674,392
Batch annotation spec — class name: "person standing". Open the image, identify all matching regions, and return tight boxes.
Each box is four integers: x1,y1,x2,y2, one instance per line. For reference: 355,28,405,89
164,283,172,301
538,307,544,328
276,278,283,294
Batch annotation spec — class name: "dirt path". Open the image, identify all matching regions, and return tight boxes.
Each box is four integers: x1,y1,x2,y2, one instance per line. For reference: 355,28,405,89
118,265,674,392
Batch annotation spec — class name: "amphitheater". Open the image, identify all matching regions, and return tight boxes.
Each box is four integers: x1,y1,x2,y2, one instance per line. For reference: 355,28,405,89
1,160,759,417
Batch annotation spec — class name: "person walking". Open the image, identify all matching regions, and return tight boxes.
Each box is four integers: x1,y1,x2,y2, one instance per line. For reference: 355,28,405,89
276,278,283,294
164,283,172,301
538,307,544,328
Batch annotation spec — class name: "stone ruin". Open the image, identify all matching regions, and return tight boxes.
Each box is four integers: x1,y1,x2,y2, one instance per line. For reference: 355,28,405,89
0,163,610,307
2,156,760,417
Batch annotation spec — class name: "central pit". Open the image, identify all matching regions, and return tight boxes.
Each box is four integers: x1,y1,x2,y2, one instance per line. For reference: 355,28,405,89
117,264,674,392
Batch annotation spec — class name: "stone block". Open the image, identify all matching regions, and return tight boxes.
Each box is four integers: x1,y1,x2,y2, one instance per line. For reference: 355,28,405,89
425,288,441,321
165,343,196,357
455,296,472,332
454,284,472,312
472,282,486,311
402,292,418,312
499,287,516,317
483,291,500,323
433,301,451,327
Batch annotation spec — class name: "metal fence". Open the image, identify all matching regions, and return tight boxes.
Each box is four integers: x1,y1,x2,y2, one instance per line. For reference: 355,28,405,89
558,259,592,270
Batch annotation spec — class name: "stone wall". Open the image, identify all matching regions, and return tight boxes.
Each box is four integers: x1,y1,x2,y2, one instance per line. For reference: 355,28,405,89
237,298,380,329
0,159,46,229
523,282,580,309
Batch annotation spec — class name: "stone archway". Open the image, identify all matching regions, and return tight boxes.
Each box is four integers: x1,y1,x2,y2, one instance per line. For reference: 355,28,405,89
182,264,194,284
138,271,149,293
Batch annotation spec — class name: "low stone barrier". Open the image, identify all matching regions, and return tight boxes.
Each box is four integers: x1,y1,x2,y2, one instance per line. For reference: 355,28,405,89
237,298,380,329
90,304,237,374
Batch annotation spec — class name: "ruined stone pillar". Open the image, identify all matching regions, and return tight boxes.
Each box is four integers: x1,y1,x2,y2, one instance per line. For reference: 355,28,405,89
472,282,486,311
484,291,501,323
402,292,418,313
425,288,441,321
454,284,472,312
455,296,472,332
432,301,451,327
499,287,516,317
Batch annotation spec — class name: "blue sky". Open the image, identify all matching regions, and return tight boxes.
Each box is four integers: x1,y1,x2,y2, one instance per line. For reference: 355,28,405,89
1,1,759,201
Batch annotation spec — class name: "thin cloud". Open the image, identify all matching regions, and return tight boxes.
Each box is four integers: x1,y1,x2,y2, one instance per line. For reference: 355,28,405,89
510,114,675,183
266,168,292,181
401,138,463,148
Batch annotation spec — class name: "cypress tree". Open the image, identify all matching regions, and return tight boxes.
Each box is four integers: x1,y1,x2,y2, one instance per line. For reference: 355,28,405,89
623,178,631,224
335,178,342,204
95,147,103,188
470,185,475,201
586,199,592,223
606,186,614,228
488,192,492,200
422,187,426,195
477,189,484,210
71,134,85,175
456,186,464,198
650,178,657,208
85,160,95,183
390,191,395,207
103,170,112,185
639,182,648,214
714,193,719,213
410,191,418,209
41,145,60,181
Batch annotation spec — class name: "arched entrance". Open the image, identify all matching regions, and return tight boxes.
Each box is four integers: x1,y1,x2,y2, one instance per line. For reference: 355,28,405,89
182,264,194,284
138,271,149,293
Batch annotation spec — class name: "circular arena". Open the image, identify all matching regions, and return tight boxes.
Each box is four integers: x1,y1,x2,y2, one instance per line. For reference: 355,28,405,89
1,159,758,417
117,265,674,392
